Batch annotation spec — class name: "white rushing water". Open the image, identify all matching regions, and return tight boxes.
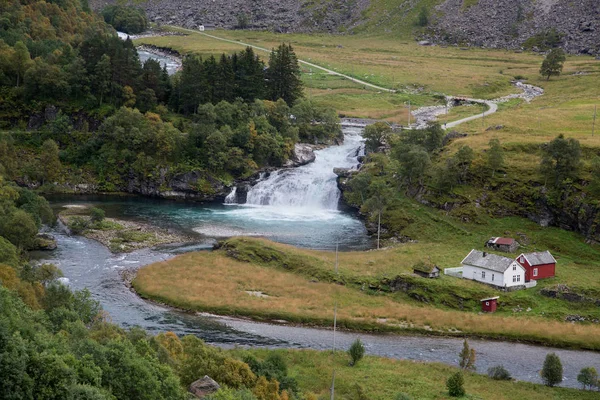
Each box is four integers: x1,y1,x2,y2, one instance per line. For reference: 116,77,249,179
244,127,363,211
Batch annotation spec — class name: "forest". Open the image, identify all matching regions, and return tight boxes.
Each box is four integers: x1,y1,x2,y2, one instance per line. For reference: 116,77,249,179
0,0,340,196
0,1,338,398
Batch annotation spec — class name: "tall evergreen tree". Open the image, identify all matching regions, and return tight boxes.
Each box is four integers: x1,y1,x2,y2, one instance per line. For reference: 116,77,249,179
214,53,235,103
234,47,265,102
266,43,303,106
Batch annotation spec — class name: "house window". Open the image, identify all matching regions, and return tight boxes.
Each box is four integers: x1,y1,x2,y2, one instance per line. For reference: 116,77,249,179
513,266,517,271
517,275,521,282
520,256,524,263
513,275,517,283
492,274,495,281
533,268,538,277
485,302,489,306
482,271,486,279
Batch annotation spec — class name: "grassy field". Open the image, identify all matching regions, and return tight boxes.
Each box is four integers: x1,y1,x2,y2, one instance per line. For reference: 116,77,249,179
134,216,600,349
231,348,599,400
137,27,600,146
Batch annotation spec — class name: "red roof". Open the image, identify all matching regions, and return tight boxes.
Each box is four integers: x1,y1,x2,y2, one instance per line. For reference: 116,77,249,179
494,237,515,245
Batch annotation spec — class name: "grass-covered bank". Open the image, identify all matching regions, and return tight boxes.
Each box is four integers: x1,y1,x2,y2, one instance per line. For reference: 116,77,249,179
133,234,600,350
231,348,599,400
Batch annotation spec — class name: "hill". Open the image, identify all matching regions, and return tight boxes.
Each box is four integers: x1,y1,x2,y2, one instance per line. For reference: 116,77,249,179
93,0,600,55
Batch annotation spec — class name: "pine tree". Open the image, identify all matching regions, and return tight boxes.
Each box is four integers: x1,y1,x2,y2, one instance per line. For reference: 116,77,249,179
487,138,504,178
458,339,476,371
541,353,563,387
94,54,112,105
267,44,303,106
214,53,235,103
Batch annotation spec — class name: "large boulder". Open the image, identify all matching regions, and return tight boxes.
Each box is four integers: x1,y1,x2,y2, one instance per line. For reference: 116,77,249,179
188,376,220,399
284,143,316,167
33,233,57,251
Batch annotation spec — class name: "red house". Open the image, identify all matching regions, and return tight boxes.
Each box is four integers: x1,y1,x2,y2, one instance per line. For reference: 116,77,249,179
515,251,556,282
481,296,499,313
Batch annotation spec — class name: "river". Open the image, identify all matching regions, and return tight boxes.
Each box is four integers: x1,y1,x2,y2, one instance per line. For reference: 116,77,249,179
34,127,600,389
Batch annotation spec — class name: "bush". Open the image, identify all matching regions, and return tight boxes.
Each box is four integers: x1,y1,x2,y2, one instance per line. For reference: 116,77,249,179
487,365,512,381
446,372,465,397
577,367,598,390
68,216,89,235
348,338,365,366
89,208,105,223
541,353,563,387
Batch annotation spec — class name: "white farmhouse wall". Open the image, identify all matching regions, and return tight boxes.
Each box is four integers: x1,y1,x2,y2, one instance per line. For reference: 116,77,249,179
461,261,525,288
503,261,525,287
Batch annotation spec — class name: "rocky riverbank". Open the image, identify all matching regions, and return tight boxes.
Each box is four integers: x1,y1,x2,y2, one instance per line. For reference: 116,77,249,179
58,205,195,253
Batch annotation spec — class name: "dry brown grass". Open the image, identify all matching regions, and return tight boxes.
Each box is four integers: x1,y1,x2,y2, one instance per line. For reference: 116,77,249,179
134,248,600,349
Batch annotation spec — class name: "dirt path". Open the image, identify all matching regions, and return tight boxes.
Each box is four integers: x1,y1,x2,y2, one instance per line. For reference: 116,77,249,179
169,28,543,129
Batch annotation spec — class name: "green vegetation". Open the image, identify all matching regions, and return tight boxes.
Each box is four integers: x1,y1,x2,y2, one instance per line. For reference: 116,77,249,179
458,340,476,371
134,236,600,349
347,338,365,366
577,367,598,391
487,365,512,381
446,371,465,397
234,348,598,400
540,48,566,80
102,5,149,34
541,353,563,387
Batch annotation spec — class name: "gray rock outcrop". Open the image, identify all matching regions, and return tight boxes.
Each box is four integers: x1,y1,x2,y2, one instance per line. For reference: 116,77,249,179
188,376,220,398
284,143,316,167
429,0,600,55
90,0,369,33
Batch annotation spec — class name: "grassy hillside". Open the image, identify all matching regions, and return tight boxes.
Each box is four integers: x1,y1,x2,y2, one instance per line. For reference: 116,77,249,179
233,348,600,400
134,225,600,349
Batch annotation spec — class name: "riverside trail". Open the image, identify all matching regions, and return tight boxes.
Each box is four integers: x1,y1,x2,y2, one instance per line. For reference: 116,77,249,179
167,27,542,129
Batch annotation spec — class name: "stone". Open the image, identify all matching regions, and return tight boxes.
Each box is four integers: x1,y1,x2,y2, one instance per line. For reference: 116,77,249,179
418,40,432,46
283,143,316,167
33,233,57,251
188,376,220,398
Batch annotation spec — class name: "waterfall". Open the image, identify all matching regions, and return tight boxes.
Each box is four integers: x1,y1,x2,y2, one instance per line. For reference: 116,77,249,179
245,127,363,211
224,187,238,204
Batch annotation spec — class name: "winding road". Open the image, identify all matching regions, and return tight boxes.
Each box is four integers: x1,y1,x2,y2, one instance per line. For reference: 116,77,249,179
167,27,542,130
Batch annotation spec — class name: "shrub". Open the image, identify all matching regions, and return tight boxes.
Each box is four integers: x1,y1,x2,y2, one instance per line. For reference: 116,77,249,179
68,216,89,235
89,208,105,223
487,365,512,380
446,371,465,397
348,338,365,366
541,353,563,387
458,339,476,371
577,367,598,390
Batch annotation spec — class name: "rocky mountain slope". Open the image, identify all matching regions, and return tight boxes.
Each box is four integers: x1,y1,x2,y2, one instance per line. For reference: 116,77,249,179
91,0,600,55
430,0,600,55
90,0,369,33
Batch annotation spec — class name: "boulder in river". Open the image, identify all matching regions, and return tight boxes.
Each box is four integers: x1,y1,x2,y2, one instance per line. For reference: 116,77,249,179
284,143,316,167
33,233,57,251
188,375,220,398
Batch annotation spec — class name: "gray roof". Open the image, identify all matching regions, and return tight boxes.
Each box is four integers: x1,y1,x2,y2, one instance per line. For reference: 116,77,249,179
523,251,556,266
461,250,514,273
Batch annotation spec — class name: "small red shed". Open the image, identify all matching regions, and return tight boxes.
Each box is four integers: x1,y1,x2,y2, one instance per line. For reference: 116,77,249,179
481,296,499,313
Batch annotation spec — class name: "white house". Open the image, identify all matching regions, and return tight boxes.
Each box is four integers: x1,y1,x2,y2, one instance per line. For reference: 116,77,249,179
461,249,526,289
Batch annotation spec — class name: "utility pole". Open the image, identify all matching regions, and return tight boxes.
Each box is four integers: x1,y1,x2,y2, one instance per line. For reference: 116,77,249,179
593,105,597,136
407,100,411,127
330,242,339,400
